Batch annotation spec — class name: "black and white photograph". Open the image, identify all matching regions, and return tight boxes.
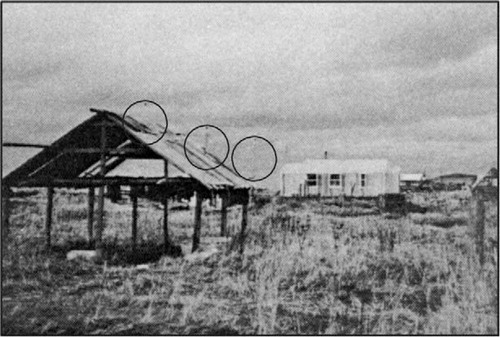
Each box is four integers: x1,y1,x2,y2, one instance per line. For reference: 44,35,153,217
1,2,498,335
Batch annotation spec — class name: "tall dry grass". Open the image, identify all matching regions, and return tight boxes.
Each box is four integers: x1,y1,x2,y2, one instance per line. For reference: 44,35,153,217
1,189,498,334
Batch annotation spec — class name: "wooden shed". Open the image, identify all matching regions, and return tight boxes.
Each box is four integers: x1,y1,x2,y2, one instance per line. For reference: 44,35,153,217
280,159,400,197
2,108,251,258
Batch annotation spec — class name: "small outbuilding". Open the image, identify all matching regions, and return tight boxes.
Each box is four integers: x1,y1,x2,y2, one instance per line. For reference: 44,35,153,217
400,173,426,191
280,159,400,197
400,173,425,187
432,173,477,187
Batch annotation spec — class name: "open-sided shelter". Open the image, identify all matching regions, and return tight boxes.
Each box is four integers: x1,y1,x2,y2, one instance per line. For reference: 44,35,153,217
2,108,251,257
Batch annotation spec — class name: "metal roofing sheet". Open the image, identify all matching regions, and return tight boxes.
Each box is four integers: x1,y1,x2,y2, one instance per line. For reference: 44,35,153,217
96,110,251,189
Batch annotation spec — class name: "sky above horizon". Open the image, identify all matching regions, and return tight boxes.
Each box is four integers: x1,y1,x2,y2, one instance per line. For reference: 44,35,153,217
2,3,498,189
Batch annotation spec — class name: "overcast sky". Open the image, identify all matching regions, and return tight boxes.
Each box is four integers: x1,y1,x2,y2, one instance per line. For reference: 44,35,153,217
2,3,498,187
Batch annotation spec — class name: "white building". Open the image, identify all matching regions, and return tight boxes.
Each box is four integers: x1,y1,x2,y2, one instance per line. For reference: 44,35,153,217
280,159,400,197
400,173,425,188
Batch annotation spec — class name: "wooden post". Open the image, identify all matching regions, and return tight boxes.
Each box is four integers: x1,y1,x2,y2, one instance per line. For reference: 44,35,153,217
239,201,248,254
95,122,107,259
220,191,228,237
473,192,486,266
95,186,105,258
192,192,203,252
87,187,95,247
45,186,54,249
163,160,169,251
131,192,138,254
2,186,11,247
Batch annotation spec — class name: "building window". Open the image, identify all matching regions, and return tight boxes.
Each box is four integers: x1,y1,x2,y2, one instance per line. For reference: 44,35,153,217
330,174,341,186
361,174,366,187
306,174,318,186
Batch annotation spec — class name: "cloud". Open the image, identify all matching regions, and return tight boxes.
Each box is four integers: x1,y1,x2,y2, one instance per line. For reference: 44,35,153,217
2,3,497,182
376,4,496,67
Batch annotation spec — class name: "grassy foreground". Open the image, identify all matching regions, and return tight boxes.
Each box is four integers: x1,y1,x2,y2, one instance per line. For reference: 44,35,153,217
2,189,498,334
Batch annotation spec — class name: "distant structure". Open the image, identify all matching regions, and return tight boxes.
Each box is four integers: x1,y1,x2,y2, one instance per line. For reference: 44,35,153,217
280,159,400,197
400,173,425,191
484,167,498,187
432,173,477,188
471,167,498,199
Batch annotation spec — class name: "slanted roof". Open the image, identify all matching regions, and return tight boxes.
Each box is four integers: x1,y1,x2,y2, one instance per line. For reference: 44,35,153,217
400,173,424,182
433,173,477,180
281,159,400,175
472,167,498,191
3,147,44,178
3,109,250,190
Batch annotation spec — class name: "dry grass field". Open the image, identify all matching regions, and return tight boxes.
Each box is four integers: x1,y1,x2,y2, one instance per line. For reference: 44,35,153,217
1,189,498,335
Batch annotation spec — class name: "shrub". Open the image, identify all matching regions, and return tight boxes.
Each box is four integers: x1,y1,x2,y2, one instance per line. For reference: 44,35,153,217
410,212,469,228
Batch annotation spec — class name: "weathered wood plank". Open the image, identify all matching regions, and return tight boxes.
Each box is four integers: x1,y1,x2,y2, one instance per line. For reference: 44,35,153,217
45,186,54,249
472,192,486,266
17,177,195,188
240,202,248,254
163,160,170,252
131,194,138,254
2,186,11,247
220,191,228,237
192,192,203,253
2,142,49,148
62,147,160,158
95,122,107,259
87,187,95,247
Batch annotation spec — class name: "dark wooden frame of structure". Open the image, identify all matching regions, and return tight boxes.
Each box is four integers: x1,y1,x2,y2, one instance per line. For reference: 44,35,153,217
2,109,251,257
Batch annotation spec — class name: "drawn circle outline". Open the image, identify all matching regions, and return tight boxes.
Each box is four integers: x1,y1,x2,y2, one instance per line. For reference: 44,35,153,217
122,100,168,145
183,124,230,171
231,135,278,182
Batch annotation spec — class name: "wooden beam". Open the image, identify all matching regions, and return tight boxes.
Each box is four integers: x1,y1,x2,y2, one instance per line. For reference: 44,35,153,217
473,192,486,266
2,142,49,148
95,122,107,260
87,188,95,247
240,201,248,254
131,193,138,254
163,160,170,252
94,121,119,127
2,186,11,248
45,186,54,249
220,191,228,237
62,147,160,158
17,177,194,188
80,141,134,176
95,189,106,258
25,152,66,180
192,192,203,252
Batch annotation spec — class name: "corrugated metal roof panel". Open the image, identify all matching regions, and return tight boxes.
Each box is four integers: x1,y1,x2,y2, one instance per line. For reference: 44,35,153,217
101,111,250,189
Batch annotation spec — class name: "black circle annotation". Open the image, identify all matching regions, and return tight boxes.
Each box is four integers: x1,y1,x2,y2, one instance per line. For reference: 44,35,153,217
231,135,278,182
183,124,230,171
122,100,168,146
